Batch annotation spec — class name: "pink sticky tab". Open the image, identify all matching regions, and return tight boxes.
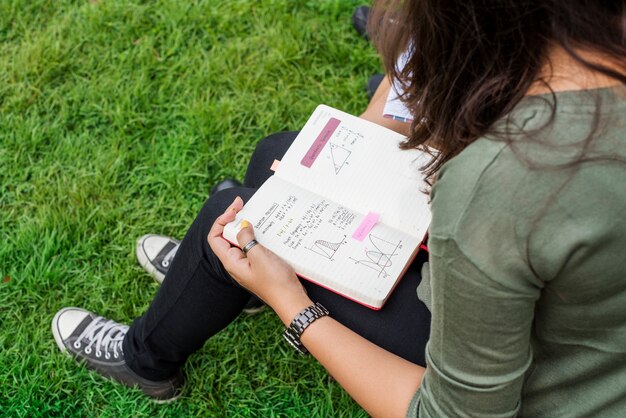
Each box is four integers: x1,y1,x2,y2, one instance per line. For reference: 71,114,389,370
270,159,280,172
352,212,380,241
301,117,341,168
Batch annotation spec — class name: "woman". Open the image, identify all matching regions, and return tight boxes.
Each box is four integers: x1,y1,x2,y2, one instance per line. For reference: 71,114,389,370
52,1,626,416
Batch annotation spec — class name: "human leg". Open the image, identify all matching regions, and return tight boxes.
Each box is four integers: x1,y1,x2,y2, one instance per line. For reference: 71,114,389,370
122,188,256,381
53,130,430,400
303,252,430,365
52,187,257,400
55,132,299,386
243,131,299,189
56,132,293,398
133,131,299,313
134,130,298,284
125,183,429,374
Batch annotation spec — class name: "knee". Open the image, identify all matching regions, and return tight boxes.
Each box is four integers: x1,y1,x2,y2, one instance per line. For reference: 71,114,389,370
250,131,298,166
244,131,298,189
189,187,254,259
199,187,252,229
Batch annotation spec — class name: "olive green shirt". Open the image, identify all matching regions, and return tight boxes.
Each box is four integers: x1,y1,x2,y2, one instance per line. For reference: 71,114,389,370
409,87,626,417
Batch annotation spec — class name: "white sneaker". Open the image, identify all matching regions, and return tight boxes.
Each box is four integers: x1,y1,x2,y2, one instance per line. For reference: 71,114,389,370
135,234,180,284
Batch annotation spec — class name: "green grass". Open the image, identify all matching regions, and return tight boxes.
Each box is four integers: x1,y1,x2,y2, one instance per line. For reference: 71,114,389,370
0,1,379,416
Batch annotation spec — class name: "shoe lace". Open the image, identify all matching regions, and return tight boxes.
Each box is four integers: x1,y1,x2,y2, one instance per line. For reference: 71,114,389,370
161,243,180,268
75,317,129,360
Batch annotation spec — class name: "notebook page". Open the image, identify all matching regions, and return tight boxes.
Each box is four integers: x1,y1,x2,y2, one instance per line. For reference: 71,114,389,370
223,176,422,308
275,105,431,239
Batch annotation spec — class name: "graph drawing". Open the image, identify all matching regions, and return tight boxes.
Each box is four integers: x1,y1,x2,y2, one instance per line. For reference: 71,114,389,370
307,235,347,260
349,234,402,278
329,143,351,174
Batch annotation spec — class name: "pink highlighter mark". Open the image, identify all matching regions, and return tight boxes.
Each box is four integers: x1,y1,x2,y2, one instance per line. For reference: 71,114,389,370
301,117,341,168
352,212,380,241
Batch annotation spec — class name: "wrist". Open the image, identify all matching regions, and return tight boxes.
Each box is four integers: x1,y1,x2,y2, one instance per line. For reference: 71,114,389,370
272,291,314,327
282,302,329,355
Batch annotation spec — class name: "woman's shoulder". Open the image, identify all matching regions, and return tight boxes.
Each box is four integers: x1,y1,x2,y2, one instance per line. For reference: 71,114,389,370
429,86,626,280
431,86,626,236
429,136,509,238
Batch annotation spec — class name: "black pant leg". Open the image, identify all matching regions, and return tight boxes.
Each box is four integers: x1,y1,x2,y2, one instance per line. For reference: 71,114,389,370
122,131,298,381
303,253,431,366
123,187,255,381
243,131,298,189
123,130,430,380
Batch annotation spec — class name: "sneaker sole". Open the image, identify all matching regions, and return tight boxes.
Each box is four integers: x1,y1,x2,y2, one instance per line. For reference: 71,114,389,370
51,307,182,404
136,235,167,284
242,305,266,315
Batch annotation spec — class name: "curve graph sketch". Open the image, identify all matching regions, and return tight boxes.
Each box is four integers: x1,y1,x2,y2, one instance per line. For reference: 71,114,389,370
307,235,347,260
349,234,403,278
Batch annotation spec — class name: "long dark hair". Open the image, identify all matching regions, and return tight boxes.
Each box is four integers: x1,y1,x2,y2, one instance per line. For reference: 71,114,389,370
370,1,626,179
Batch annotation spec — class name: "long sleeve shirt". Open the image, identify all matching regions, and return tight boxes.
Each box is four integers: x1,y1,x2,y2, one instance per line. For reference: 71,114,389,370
409,86,626,417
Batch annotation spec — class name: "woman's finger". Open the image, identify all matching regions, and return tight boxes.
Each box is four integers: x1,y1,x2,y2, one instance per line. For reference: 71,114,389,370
236,220,261,257
219,245,256,289
220,245,248,272
208,197,244,255
209,197,244,237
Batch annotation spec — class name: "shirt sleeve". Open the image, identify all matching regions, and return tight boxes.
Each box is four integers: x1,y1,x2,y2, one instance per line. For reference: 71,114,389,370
407,235,540,417
383,49,414,122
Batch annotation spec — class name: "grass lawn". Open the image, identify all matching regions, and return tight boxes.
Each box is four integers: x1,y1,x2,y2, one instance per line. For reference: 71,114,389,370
0,0,380,416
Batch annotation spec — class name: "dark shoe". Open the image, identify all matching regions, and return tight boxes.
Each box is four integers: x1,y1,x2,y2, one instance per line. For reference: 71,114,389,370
366,73,385,100
136,234,180,284
210,178,242,195
352,5,370,40
52,307,184,402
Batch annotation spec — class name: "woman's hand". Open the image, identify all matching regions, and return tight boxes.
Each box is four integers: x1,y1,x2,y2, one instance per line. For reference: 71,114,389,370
207,197,313,323
209,198,425,418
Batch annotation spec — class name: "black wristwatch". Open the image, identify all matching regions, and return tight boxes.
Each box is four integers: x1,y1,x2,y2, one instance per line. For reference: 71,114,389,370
283,302,329,355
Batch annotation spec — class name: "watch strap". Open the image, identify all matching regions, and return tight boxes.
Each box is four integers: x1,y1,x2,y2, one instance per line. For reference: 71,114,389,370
282,302,329,355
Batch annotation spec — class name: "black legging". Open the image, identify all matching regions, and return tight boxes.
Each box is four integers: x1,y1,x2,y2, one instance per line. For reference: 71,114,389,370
123,131,431,382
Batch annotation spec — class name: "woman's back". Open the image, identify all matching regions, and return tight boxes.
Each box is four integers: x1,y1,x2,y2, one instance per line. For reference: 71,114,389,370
419,87,626,417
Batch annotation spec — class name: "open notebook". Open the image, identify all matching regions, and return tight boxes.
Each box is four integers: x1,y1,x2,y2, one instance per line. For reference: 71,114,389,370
223,105,431,309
